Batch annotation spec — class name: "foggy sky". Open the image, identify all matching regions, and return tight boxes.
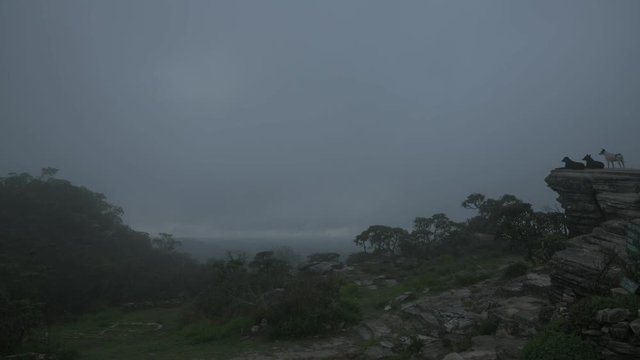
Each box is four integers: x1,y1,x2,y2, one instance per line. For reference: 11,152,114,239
2,0,639,240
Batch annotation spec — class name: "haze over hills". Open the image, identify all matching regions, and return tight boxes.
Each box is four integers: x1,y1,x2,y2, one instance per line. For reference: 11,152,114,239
178,237,360,263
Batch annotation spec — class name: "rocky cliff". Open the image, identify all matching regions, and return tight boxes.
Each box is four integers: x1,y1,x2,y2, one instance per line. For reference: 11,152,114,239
545,169,640,300
545,169,640,236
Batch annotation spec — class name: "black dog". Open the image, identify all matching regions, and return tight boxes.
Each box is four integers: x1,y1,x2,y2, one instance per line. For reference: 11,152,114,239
582,154,605,169
561,157,585,170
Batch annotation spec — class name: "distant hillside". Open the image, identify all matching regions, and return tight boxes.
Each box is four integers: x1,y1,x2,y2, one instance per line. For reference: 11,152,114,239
177,237,360,263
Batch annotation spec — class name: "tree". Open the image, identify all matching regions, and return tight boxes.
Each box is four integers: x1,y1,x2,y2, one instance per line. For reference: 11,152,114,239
354,225,409,255
152,233,182,252
412,213,461,245
404,213,464,257
461,193,486,210
0,170,201,318
461,193,567,260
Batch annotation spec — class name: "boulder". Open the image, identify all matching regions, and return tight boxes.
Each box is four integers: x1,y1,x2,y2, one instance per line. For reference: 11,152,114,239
442,353,464,360
491,296,546,336
608,322,630,341
629,318,640,336
300,261,343,274
596,308,631,324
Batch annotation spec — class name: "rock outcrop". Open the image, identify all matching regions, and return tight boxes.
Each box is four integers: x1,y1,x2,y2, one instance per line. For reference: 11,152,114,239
545,169,640,236
545,169,640,301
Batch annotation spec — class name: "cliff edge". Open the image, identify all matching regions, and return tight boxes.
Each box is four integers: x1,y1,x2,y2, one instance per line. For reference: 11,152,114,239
545,169,640,236
545,168,640,300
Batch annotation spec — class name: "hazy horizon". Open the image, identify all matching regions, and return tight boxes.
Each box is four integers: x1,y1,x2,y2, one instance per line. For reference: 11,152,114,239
2,0,639,240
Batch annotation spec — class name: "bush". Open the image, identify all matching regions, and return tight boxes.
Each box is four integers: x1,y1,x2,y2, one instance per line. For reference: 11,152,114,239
523,328,598,360
569,294,640,329
502,262,529,279
263,274,361,339
532,234,567,263
0,297,41,355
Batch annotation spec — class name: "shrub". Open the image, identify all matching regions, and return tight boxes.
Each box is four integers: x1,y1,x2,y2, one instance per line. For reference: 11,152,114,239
532,234,567,263
569,294,640,329
502,262,529,279
263,274,361,339
0,297,41,355
522,328,598,360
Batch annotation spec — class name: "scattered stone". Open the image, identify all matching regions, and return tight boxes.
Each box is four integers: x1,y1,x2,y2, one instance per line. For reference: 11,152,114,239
363,319,392,339
610,287,629,296
354,324,373,341
384,279,398,287
417,336,447,360
301,261,341,274
596,308,631,324
394,292,414,303
609,322,630,340
379,340,394,348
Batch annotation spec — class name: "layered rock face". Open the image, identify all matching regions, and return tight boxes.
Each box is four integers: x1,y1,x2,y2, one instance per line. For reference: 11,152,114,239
545,169,640,300
545,169,640,236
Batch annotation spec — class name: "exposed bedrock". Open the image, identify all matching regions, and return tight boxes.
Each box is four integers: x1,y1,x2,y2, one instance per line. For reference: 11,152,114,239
545,169,640,236
545,169,640,302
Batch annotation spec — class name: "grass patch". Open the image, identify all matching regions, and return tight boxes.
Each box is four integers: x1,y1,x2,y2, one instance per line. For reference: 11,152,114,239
350,252,517,313
181,316,253,344
20,307,268,360
453,271,491,286
523,325,598,360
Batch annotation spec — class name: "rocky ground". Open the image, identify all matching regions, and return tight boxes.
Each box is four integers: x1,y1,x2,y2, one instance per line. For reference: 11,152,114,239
232,265,553,360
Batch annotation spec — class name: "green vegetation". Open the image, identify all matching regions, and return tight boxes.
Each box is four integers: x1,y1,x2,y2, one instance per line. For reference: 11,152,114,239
1,169,571,357
264,275,361,339
0,169,203,354
625,223,640,282
569,294,640,329
182,316,254,344
19,307,269,360
523,324,598,360
346,252,518,313
353,193,567,262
